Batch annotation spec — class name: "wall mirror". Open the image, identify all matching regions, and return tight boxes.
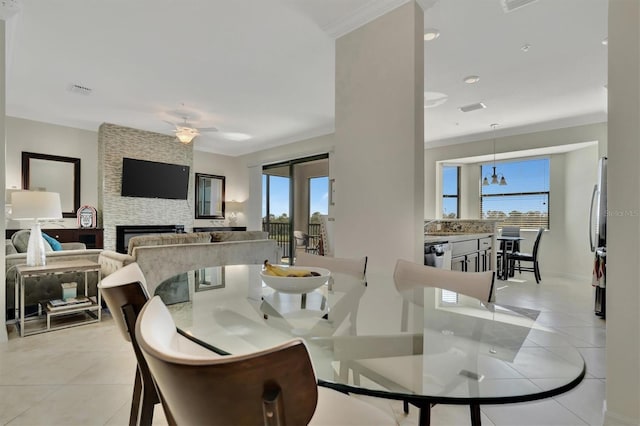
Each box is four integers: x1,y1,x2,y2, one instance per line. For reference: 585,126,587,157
22,152,81,218
195,173,225,219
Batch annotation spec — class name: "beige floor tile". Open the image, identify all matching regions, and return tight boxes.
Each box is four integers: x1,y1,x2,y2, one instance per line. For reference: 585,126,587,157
6,384,131,426
0,385,58,424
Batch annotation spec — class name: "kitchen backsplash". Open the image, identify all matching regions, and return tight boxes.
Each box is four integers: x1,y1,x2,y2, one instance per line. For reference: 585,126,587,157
424,219,500,234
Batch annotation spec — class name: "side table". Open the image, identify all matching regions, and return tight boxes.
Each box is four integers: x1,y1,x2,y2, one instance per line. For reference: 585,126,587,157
15,259,102,337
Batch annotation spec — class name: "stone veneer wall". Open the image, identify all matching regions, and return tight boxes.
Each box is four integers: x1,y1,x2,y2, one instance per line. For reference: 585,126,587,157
98,123,194,250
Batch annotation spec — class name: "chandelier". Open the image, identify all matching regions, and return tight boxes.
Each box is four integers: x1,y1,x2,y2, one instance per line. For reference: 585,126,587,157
482,123,507,186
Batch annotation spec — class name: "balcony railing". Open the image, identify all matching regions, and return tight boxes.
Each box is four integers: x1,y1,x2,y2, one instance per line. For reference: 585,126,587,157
262,221,322,259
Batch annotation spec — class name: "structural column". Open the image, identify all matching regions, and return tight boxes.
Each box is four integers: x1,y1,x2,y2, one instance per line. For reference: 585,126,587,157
605,0,640,424
333,1,424,272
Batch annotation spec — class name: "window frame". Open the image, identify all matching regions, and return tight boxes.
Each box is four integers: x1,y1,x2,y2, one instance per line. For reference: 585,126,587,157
480,157,550,230
442,165,460,219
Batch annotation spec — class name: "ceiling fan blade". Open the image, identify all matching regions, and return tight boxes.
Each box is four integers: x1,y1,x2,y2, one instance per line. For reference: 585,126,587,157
198,127,218,132
162,120,177,127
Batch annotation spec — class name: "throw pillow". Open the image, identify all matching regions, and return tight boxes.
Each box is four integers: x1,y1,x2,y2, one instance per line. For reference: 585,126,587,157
42,232,63,251
11,229,54,253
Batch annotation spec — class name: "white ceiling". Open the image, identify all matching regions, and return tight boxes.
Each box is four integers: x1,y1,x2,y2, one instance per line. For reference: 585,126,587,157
4,0,608,156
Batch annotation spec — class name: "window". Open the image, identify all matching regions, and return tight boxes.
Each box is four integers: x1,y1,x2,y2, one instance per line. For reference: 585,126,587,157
480,158,550,229
442,166,460,218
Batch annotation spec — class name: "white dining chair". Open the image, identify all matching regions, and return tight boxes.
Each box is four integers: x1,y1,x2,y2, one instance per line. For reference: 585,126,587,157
295,251,368,289
136,296,397,426
393,259,495,303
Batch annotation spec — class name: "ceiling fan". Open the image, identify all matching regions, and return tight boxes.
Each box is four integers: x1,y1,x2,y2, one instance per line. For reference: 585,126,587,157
164,117,218,144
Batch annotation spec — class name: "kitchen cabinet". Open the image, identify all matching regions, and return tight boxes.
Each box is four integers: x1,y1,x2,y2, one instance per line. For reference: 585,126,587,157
449,235,492,273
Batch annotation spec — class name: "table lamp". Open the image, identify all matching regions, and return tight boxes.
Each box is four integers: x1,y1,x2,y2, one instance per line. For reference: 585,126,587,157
226,200,244,226
10,191,63,266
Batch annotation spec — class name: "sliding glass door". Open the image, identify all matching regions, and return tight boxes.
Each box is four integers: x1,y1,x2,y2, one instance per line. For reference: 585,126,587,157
262,154,329,262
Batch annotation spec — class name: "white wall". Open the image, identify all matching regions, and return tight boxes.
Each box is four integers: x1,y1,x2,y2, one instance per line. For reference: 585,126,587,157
193,151,249,228
563,145,599,277
1,20,7,342
604,1,640,423
6,117,98,228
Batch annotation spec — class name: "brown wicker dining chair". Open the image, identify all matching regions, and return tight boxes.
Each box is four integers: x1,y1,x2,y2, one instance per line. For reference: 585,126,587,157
135,295,397,426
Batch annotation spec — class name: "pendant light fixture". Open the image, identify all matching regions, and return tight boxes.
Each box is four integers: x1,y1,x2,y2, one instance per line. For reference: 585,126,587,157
482,123,507,186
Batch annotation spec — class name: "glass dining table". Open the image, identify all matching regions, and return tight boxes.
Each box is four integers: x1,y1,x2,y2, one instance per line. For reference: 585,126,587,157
161,264,585,426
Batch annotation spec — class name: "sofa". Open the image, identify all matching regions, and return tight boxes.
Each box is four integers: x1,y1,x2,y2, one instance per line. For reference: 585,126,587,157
98,231,280,303
5,230,103,321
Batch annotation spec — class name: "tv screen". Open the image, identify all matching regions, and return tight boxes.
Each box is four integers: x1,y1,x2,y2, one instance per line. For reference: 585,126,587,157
121,158,190,200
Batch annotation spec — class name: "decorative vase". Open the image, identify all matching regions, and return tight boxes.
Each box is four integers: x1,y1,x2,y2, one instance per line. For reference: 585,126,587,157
26,222,47,266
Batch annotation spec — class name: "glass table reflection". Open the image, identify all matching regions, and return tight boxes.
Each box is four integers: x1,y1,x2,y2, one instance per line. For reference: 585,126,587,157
161,264,585,426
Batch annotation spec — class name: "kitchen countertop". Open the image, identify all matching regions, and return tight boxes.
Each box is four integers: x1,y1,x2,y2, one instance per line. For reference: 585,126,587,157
424,232,494,244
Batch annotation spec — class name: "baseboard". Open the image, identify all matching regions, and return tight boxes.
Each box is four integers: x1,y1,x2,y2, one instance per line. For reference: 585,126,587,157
604,405,639,426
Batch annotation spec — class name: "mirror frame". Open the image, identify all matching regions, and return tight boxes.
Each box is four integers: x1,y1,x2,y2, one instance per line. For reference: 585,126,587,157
22,152,81,218
195,173,225,219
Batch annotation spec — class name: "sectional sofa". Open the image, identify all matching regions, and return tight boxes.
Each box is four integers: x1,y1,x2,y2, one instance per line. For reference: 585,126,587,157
98,230,281,302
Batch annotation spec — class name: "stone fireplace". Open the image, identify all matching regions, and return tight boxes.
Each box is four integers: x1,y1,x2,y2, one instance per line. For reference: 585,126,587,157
98,123,194,250
115,224,185,253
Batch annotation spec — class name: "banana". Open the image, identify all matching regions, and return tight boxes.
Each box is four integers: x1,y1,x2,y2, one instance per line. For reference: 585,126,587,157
263,260,320,277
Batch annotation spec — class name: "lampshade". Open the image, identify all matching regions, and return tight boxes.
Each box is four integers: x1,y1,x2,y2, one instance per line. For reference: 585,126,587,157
176,126,200,144
225,200,244,213
11,191,63,220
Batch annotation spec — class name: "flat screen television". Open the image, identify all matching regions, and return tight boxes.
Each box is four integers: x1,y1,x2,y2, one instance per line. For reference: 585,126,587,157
121,158,190,200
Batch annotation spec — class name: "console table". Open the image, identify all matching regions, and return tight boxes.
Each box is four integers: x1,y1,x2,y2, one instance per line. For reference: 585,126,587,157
15,259,102,337
6,228,104,249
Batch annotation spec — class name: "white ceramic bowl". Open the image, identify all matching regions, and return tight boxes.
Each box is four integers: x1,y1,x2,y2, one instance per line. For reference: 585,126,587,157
260,265,331,294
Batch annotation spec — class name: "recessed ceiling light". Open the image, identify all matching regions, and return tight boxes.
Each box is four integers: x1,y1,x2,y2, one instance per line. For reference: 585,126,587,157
602,37,608,46
463,75,480,84
424,28,440,41
520,43,531,52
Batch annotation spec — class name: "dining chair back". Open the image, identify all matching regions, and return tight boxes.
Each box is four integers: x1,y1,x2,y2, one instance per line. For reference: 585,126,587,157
509,227,545,283
393,259,495,303
295,251,367,281
136,296,396,426
500,226,521,251
98,263,157,426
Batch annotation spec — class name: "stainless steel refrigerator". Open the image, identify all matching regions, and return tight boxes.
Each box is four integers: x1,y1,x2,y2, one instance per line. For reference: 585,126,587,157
589,156,607,317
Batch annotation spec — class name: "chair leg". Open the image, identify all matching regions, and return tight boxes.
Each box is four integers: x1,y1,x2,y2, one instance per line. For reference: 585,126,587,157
534,262,541,283
138,381,157,426
129,368,142,426
403,400,409,414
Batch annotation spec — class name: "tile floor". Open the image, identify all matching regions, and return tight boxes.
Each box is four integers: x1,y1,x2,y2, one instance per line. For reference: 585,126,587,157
0,274,605,426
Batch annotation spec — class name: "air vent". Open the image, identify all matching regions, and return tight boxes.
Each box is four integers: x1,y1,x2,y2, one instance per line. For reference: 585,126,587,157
67,83,92,96
459,102,486,113
500,0,538,13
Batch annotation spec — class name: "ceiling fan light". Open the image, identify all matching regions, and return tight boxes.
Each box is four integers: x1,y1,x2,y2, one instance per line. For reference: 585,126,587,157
175,127,199,144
